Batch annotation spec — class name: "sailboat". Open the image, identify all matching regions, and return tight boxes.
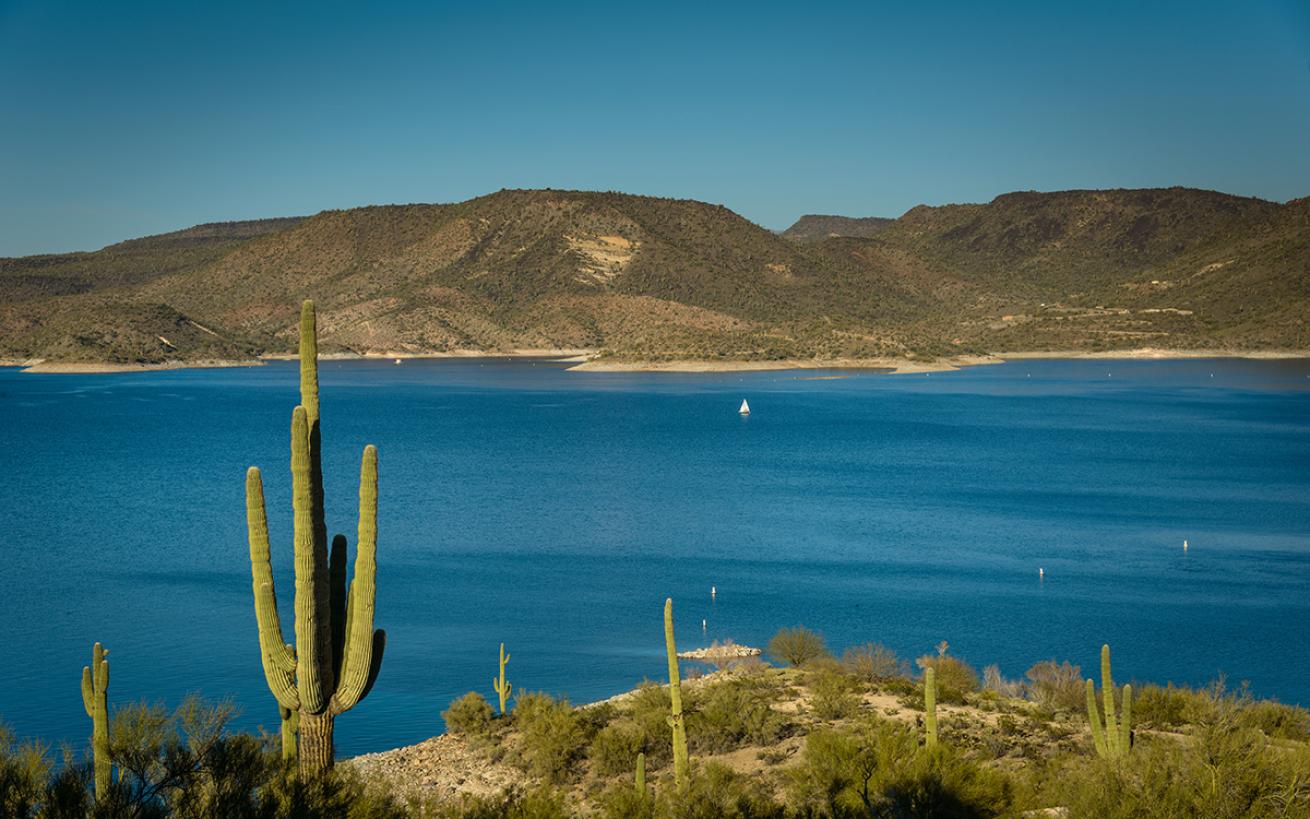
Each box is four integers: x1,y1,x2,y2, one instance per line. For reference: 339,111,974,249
739,399,750,415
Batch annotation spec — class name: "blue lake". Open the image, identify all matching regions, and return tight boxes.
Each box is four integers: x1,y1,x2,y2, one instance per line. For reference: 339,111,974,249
1,357,1308,758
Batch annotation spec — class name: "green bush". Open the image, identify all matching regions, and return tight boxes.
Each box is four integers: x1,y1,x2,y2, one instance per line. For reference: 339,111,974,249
428,785,570,819
915,655,980,704
842,643,909,683
787,717,1013,818
690,675,791,753
512,692,592,785
808,668,862,721
1024,660,1083,712
1234,698,1310,742
767,627,831,667
659,762,786,818
588,720,649,777
1133,683,1216,729
443,692,495,737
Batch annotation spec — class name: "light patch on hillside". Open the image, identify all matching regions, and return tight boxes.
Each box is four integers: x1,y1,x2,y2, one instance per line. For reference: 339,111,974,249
567,234,638,284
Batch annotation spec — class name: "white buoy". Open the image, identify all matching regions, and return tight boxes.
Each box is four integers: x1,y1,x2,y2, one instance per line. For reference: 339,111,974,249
702,618,707,632
1183,539,1189,552
711,585,717,599
1039,567,1045,579
394,358,402,365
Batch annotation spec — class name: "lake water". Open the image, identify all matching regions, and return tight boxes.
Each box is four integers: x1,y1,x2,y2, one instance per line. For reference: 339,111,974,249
1,357,1308,758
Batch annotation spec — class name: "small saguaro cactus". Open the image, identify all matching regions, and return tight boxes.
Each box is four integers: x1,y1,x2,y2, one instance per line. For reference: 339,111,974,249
924,666,938,747
664,598,689,793
246,300,386,774
81,642,110,801
635,751,646,796
1085,643,1132,758
492,643,512,716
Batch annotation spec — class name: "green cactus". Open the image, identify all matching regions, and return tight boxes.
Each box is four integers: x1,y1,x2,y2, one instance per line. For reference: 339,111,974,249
492,643,512,716
924,665,938,747
80,642,110,801
246,299,386,774
664,598,689,794
635,751,646,795
279,705,299,762
1086,644,1132,758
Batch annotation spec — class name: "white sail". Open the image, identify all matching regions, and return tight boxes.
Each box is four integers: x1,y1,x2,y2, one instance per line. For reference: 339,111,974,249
739,399,750,415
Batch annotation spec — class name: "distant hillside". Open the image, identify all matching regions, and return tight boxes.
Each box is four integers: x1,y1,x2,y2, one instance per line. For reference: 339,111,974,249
781,214,895,241
1,188,1306,366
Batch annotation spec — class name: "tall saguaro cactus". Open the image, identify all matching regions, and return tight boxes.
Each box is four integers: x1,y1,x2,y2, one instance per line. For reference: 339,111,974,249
1086,643,1132,759
246,300,386,774
924,666,938,747
492,643,512,716
664,598,689,793
81,642,110,800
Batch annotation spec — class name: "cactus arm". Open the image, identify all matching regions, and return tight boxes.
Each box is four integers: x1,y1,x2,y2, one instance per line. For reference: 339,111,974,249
1086,678,1108,757
1100,645,1119,756
246,469,299,709
331,445,380,715
292,407,330,714
1120,684,1132,753
357,630,386,703
298,300,319,427
279,705,299,762
329,534,348,679
664,598,689,793
82,666,94,717
924,666,938,747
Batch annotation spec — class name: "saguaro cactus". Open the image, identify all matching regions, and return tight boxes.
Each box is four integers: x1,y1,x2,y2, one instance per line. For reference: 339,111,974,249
924,666,938,747
492,643,512,716
246,300,386,774
81,642,110,800
635,751,646,796
664,598,689,793
1086,643,1132,758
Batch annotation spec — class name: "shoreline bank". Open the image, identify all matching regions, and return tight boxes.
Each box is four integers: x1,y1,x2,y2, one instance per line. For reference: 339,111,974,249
5,347,1308,375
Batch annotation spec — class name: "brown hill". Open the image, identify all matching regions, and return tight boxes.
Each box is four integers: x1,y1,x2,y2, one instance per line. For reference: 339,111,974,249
1,188,1306,366
781,214,895,241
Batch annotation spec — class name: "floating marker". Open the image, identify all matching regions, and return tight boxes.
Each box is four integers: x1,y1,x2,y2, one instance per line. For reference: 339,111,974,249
711,585,717,599
1183,539,1189,552
1039,567,1045,579
702,618,707,632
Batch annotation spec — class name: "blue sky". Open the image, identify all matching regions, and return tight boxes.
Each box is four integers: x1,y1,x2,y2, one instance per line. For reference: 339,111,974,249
1,0,1308,256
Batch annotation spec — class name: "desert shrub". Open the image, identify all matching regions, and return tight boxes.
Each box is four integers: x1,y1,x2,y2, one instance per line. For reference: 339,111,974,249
808,668,862,721
690,676,791,753
588,720,650,777
1234,698,1310,742
787,715,1011,817
880,745,1016,818
842,643,909,683
768,626,831,667
429,785,570,819
982,665,1023,698
1132,683,1216,729
597,779,656,819
915,656,980,704
443,692,495,736
615,683,675,768
1024,660,1083,712
512,692,591,785
660,761,786,818
0,724,54,819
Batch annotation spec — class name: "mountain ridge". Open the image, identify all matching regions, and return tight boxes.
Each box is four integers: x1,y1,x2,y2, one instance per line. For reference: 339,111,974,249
2,186,1306,367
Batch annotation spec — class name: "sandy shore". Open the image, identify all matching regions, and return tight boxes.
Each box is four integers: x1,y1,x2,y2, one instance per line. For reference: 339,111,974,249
568,354,1001,375
7,348,1306,375
17,358,263,374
